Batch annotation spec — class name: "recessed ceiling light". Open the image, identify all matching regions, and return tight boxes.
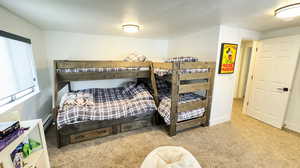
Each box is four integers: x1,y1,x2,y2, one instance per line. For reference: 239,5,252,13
122,24,139,33
275,3,300,19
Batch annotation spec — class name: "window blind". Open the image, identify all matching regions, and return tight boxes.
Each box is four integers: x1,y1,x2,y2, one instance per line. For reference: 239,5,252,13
0,30,37,106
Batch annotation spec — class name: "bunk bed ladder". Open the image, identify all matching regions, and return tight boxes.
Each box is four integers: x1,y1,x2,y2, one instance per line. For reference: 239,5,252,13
169,62,216,136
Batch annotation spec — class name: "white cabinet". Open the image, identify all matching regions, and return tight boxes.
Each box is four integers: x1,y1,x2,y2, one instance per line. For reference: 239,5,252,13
0,120,50,168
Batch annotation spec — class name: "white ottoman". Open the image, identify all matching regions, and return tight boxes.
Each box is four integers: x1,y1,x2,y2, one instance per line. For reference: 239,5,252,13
141,146,201,168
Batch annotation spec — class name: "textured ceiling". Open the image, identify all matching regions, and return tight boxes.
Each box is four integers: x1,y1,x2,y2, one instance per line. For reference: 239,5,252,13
1,0,300,38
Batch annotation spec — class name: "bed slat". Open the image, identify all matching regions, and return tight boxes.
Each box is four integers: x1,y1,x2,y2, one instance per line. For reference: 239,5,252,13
176,116,206,132
179,72,210,81
179,82,210,93
177,99,208,113
180,62,215,69
152,62,173,70
57,71,149,81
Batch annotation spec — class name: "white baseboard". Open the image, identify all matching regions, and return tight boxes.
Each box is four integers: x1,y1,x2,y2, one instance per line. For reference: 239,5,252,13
42,113,53,130
209,115,231,126
285,122,300,133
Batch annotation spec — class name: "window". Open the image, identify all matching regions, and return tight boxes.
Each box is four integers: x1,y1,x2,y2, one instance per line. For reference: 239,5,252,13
0,30,39,107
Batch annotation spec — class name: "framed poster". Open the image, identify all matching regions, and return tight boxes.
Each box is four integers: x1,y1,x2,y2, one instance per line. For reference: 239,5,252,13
218,43,238,74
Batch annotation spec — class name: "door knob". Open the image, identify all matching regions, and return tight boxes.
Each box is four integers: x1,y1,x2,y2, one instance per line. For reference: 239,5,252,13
277,87,289,92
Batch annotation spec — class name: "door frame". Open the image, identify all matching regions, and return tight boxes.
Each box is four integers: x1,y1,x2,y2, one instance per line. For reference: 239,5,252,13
242,41,258,114
236,41,253,99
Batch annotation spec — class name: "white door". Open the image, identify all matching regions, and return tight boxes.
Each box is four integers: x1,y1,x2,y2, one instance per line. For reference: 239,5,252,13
243,36,300,128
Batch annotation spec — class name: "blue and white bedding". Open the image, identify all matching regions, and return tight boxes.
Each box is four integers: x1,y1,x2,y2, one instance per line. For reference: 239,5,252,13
57,82,156,129
158,92,205,125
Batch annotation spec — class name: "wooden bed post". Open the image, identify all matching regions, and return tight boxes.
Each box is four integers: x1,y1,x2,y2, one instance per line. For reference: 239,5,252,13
150,63,160,125
169,62,180,136
53,60,62,148
205,63,216,126
150,63,159,106
53,61,58,114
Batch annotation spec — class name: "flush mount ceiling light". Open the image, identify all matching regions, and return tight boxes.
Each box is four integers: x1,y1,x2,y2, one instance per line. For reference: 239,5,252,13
275,3,300,19
122,24,139,33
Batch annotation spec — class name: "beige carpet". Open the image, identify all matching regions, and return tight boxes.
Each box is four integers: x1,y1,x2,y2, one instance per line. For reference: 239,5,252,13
46,100,300,168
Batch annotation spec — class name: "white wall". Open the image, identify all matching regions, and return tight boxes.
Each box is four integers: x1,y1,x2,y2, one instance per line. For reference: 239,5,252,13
0,6,52,121
261,26,300,39
168,26,220,61
46,31,168,91
210,25,260,125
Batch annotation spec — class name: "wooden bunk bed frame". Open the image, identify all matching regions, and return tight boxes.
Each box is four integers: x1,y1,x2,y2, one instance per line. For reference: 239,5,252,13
53,60,155,147
151,61,216,136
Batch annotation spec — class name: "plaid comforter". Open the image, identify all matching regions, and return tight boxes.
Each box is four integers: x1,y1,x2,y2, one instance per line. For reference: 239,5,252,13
57,67,149,73
155,76,206,125
158,92,205,125
57,83,156,129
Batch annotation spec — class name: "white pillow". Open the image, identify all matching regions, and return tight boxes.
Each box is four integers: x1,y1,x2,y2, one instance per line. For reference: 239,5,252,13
141,146,201,168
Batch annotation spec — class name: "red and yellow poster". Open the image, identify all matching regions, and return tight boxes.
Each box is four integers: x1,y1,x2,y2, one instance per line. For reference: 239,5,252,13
219,43,238,74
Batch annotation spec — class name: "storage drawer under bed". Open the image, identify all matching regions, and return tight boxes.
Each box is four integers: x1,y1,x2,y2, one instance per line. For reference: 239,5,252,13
121,119,152,132
70,127,113,144
65,117,152,144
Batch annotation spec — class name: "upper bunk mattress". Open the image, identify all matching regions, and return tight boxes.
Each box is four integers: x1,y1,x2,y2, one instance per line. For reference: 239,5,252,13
57,82,156,129
57,67,149,73
154,57,208,76
154,68,208,77
158,92,205,125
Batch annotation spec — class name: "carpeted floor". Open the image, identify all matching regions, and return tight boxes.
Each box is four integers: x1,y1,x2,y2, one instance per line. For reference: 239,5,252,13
46,100,300,168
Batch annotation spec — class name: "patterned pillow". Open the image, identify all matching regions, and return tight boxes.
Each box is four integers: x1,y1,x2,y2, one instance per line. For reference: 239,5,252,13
124,53,147,62
61,92,94,107
165,56,199,63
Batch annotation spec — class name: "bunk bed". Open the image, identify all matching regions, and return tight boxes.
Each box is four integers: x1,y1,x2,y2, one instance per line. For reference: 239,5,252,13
151,57,215,136
53,60,157,147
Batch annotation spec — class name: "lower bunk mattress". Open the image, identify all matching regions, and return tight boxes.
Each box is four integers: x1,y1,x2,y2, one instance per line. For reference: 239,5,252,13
57,82,157,129
158,92,205,125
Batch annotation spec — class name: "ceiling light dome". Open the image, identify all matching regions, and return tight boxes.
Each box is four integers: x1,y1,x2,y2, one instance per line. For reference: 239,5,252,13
275,3,300,19
122,24,139,33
